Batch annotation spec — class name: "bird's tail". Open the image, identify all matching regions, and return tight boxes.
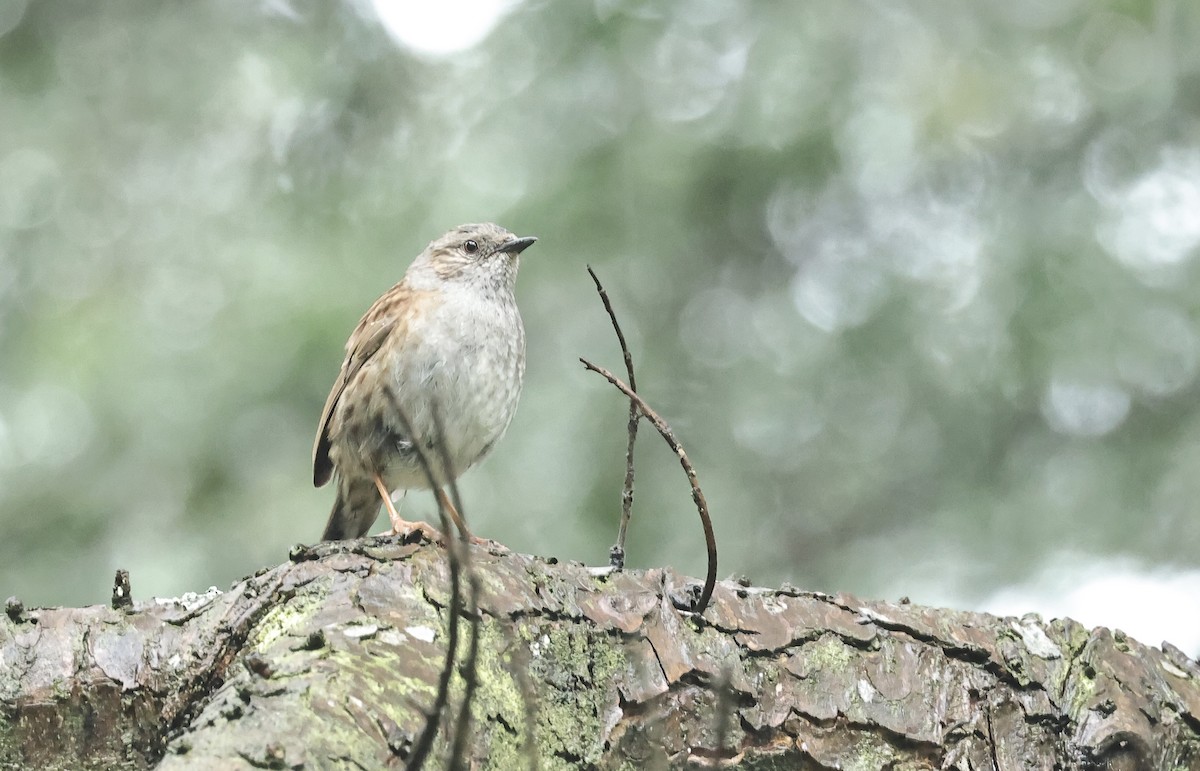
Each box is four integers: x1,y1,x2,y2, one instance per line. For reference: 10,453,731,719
321,477,383,541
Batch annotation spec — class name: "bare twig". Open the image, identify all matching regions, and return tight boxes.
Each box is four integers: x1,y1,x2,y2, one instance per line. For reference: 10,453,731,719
430,406,469,545
586,266,640,570
428,406,481,771
447,575,481,770
389,394,463,771
579,358,718,617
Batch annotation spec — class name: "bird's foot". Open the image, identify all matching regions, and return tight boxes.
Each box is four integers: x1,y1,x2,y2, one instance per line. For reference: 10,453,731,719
466,534,509,553
378,519,445,545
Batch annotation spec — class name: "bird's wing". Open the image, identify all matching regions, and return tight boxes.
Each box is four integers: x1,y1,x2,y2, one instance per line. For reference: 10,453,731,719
312,312,396,487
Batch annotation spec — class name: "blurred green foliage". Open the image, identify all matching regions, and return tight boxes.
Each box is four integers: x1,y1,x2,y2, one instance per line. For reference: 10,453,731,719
1,1,1199,645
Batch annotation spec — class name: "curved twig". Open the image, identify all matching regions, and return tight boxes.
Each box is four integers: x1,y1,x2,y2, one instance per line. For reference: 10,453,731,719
586,266,640,570
579,358,717,616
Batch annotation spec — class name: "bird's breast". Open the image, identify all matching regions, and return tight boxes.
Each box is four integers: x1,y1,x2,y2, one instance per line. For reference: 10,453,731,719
381,292,525,481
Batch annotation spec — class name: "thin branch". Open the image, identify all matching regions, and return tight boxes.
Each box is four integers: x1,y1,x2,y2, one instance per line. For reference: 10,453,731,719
578,358,717,617
429,405,481,771
447,575,481,770
430,405,469,545
586,266,639,570
388,394,461,771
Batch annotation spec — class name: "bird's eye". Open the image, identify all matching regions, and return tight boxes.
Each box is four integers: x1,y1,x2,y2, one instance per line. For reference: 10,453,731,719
464,240,479,254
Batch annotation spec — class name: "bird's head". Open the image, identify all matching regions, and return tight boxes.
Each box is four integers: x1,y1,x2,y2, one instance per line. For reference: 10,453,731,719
412,222,537,294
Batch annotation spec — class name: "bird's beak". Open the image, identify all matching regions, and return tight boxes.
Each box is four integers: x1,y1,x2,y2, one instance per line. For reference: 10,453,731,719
497,236,537,255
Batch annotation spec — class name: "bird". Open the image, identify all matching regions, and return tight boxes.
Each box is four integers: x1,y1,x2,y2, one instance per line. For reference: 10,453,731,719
313,222,537,542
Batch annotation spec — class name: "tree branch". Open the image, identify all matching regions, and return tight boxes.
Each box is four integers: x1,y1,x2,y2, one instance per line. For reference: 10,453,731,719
3,546,1195,769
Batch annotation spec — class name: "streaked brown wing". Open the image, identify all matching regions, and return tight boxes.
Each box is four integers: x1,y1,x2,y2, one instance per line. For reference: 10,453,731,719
312,314,395,487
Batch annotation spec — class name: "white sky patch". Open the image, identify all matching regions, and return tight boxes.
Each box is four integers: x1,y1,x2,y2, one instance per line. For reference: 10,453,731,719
981,554,1200,654
371,0,516,56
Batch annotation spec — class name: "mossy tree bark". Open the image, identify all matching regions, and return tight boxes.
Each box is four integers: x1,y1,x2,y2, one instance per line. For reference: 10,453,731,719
1,538,1198,770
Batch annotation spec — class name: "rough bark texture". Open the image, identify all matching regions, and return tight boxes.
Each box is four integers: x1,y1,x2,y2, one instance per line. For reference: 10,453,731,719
1,538,1198,770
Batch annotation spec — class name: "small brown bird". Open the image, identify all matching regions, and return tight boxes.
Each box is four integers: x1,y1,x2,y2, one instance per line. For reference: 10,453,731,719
313,223,537,541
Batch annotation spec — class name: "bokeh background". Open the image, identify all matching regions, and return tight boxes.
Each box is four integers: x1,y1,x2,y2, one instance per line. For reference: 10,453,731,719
2,0,1199,652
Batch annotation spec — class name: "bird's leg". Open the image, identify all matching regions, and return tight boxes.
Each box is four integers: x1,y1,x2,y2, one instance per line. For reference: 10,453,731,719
436,487,473,541
372,473,405,531
373,474,442,542
436,488,505,548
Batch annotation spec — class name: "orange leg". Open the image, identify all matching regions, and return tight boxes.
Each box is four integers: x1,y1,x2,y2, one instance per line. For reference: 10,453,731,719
435,488,474,542
373,474,442,542
435,488,505,548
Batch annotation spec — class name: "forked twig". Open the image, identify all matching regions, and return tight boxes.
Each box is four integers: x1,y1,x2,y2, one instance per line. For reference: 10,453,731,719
586,266,639,569
428,407,482,771
579,358,717,616
389,396,468,771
